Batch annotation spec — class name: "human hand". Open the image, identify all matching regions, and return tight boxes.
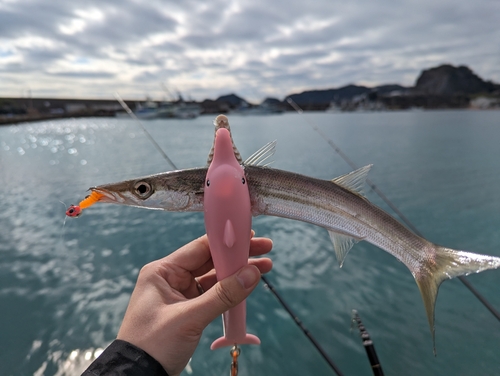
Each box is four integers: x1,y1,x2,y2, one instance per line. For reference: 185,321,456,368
116,233,273,376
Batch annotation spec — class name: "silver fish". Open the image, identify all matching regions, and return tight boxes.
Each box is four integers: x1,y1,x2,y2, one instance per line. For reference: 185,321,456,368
86,115,500,350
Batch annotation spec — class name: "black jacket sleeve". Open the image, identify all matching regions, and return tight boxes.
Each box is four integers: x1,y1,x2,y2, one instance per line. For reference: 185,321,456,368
82,339,169,376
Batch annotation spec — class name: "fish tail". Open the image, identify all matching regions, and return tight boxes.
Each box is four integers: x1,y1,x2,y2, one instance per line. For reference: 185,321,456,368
415,246,500,353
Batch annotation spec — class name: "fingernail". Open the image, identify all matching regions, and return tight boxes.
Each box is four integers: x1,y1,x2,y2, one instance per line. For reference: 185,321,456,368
236,266,259,289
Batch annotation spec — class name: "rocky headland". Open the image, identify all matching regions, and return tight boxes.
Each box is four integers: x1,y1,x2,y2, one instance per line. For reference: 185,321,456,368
282,64,500,111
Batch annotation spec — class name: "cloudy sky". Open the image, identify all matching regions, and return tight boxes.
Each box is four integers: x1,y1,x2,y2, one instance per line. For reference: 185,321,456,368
1,0,499,102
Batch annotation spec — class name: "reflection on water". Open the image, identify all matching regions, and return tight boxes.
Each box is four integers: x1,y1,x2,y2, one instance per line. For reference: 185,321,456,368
1,112,500,375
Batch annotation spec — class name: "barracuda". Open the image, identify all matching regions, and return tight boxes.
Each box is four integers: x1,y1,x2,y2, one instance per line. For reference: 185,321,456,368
69,115,500,350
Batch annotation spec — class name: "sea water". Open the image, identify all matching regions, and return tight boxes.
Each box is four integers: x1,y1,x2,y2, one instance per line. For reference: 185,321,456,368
1,111,499,375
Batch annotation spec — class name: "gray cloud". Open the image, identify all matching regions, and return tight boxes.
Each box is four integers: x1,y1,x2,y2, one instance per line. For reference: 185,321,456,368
48,71,116,79
0,0,498,102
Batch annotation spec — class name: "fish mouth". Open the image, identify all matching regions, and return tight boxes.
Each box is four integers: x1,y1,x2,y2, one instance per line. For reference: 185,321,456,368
89,187,126,204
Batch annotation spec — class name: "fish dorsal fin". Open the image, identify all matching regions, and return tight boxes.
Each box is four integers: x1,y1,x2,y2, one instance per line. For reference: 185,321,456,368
332,164,372,197
244,140,277,166
328,231,360,267
207,115,243,166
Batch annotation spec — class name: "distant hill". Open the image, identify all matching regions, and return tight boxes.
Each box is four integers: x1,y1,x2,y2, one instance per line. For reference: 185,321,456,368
286,84,408,110
215,93,248,107
200,65,500,112
198,93,249,114
282,64,500,111
414,64,499,95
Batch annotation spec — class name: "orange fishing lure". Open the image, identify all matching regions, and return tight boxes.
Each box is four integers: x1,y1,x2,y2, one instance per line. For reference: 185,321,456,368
65,191,103,217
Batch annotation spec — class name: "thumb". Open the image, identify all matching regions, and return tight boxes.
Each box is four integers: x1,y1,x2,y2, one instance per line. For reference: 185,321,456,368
191,265,261,327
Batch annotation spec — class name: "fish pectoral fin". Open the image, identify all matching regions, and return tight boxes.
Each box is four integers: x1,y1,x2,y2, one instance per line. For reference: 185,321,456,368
332,164,373,198
328,231,362,267
244,140,277,167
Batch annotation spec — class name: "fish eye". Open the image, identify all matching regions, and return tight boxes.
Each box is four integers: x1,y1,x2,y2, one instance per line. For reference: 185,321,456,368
134,181,153,199
241,177,246,184
206,179,210,187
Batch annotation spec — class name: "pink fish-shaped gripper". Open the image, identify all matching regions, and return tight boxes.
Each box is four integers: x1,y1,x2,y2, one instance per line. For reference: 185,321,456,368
204,127,261,350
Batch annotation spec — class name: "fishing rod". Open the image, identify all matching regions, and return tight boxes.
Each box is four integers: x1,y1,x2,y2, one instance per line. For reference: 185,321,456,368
261,275,344,376
115,98,344,375
114,93,177,170
351,310,384,376
286,97,500,323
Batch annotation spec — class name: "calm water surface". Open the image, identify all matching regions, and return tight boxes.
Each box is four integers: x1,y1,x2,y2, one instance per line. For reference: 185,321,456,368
1,111,500,375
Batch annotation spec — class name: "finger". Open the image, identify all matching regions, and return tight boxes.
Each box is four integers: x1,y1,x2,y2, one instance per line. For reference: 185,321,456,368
181,271,217,300
195,270,217,291
170,236,273,278
165,235,272,273
251,257,273,274
190,237,273,278
195,258,273,294
187,265,261,328
249,237,273,257
164,234,212,271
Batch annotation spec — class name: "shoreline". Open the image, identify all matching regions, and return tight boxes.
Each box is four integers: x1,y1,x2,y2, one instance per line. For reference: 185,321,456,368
2,107,499,127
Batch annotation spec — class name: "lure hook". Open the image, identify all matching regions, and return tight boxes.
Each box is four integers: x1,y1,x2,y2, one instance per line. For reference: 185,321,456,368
230,345,240,376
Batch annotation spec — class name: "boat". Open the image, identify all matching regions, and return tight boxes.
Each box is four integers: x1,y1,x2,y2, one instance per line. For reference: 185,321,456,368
133,99,161,119
116,99,201,120
169,102,201,119
230,101,284,115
